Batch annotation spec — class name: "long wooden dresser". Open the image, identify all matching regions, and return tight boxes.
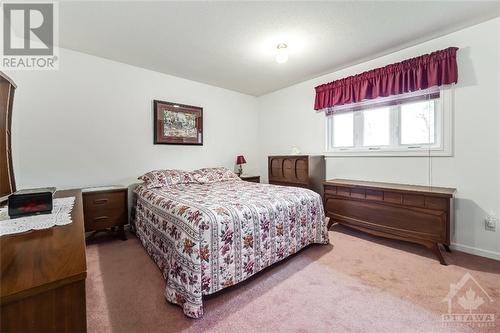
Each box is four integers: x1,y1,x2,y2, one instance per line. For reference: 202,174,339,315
268,155,325,195
0,189,87,332
323,179,455,265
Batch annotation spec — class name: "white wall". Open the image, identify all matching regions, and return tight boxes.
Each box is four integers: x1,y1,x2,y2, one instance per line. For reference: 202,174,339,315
258,18,500,260
6,18,499,260
7,48,259,190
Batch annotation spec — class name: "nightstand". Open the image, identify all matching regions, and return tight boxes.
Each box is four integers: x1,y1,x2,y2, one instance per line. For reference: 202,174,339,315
240,175,260,183
82,186,128,240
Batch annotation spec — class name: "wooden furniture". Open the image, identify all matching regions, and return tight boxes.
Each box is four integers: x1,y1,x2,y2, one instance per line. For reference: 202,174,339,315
323,179,455,265
0,190,87,332
82,186,128,240
268,155,325,195
240,175,260,183
0,72,16,203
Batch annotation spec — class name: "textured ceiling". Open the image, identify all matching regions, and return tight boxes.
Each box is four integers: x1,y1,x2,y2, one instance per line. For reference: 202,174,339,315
59,1,500,96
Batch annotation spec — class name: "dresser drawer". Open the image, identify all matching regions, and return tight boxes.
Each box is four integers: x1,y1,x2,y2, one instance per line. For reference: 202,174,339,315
269,180,309,189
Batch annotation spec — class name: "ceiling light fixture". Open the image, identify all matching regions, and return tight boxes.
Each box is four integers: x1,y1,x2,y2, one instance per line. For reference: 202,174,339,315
275,43,288,64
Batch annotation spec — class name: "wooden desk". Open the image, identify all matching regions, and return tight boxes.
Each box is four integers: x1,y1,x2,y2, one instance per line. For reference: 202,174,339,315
323,179,455,265
0,190,87,332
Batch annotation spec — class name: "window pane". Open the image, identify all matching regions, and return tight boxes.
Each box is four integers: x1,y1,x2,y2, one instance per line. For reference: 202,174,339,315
333,112,353,147
401,101,435,144
363,107,390,146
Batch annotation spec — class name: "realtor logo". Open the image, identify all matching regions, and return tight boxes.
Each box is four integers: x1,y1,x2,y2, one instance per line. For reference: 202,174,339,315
1,1,59,70
441,272,495,328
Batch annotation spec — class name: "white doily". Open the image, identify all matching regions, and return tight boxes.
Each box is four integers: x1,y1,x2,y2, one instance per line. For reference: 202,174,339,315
0,197,76,236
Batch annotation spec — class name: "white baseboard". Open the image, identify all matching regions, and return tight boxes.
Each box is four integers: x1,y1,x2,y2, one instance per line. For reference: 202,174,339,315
450,243,500,261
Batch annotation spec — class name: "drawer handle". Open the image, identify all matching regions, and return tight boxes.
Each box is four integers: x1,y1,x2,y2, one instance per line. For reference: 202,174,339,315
93,198,108,205
93,216,109,221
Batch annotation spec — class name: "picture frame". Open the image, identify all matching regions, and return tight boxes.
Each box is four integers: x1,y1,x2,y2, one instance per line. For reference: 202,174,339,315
153,100,203,145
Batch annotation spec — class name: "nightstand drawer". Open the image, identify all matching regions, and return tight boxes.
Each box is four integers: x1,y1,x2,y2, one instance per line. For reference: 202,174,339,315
85,214,126,230
83,191,125,211
84,206,125,221
240,176,260,183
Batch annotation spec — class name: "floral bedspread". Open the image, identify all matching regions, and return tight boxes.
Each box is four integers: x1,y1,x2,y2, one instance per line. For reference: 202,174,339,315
133,180,329,318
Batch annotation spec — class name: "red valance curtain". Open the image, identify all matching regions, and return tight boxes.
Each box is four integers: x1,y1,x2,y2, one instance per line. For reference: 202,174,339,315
314,47,458,111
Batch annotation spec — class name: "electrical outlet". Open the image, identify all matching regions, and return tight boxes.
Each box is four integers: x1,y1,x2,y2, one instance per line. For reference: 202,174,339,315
485,215,497,231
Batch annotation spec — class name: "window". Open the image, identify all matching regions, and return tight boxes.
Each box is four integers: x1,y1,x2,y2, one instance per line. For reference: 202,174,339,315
362,107,390,146
332,112,353,147
326,88,452,156
400,101,435,145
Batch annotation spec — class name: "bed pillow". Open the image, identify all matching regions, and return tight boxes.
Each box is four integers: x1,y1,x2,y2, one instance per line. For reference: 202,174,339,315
138,169,195,188
191,167,240,183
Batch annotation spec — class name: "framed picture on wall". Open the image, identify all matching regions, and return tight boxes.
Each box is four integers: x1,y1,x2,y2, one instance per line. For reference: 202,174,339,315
153,100,203,145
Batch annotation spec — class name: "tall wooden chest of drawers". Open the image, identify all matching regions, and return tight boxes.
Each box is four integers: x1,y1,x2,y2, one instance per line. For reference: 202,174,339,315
268,155,325,195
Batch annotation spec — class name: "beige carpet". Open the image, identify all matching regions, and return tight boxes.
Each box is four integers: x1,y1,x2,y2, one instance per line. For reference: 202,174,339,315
86,225,500,332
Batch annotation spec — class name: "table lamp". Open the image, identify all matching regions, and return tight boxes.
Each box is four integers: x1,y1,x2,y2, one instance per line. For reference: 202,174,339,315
236,155,246,176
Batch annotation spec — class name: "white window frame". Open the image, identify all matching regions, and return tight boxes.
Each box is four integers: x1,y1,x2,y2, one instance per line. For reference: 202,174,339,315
325,88,453,157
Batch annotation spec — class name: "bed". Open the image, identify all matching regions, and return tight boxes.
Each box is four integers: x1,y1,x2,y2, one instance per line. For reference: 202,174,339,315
133,168,329,318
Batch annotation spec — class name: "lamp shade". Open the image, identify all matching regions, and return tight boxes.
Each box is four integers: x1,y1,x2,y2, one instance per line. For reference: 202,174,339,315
236,155,247,165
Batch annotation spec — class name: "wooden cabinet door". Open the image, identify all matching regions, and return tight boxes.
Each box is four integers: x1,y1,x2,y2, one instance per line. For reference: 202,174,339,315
294,157,308,184
268,156,309,186
0,72,16,202
269,156,283,181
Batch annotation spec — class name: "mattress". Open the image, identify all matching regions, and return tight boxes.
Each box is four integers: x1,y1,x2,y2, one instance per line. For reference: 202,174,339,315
133,179,329,318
